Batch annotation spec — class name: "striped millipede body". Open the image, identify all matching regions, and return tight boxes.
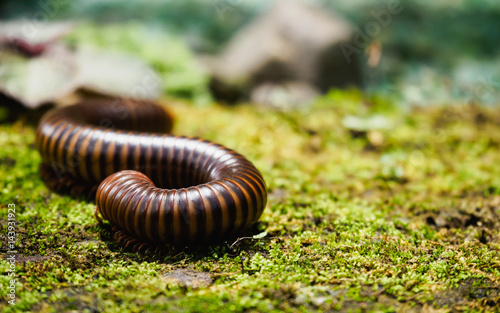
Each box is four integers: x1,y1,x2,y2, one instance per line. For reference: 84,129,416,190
35,99,267,247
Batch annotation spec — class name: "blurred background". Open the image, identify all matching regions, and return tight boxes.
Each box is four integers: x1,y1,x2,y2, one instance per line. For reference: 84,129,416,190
0,0,499,109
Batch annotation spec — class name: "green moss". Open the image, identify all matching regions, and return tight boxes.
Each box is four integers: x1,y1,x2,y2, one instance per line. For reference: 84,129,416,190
1,91,500,312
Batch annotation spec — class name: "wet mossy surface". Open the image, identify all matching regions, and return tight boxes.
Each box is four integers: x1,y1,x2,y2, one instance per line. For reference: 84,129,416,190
1,90,500,312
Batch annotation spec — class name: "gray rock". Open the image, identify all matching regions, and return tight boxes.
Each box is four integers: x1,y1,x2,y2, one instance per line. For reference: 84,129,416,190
206,0,362,104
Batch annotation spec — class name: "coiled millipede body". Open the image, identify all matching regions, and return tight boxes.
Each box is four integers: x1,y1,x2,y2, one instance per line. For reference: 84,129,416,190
35,99,267,248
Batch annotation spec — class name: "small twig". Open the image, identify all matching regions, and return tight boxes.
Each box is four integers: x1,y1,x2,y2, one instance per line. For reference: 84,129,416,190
227,234,282,257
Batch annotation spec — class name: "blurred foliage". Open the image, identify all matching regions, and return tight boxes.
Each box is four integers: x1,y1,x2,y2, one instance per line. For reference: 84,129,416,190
1,0,499,105
64,23,213,104
0,0,259,54
2,0,498,58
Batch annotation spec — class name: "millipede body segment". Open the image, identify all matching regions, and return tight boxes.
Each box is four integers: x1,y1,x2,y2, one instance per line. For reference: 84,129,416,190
35,99,267,246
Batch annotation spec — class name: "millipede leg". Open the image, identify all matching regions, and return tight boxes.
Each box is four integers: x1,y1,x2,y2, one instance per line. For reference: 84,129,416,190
108,226,167,255
39,163,97,199
94,206,103,224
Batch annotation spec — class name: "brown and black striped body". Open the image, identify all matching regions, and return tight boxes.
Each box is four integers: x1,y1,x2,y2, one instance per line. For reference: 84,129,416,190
35,99,267,246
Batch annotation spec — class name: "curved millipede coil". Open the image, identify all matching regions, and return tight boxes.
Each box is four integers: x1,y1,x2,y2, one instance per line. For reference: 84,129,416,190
36,99,267,248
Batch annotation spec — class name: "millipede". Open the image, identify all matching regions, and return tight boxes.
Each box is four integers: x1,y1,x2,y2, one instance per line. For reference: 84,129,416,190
35,99,267,250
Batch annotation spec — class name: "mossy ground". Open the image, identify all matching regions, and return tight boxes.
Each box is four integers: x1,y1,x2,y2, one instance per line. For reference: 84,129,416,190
1,90,500,312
